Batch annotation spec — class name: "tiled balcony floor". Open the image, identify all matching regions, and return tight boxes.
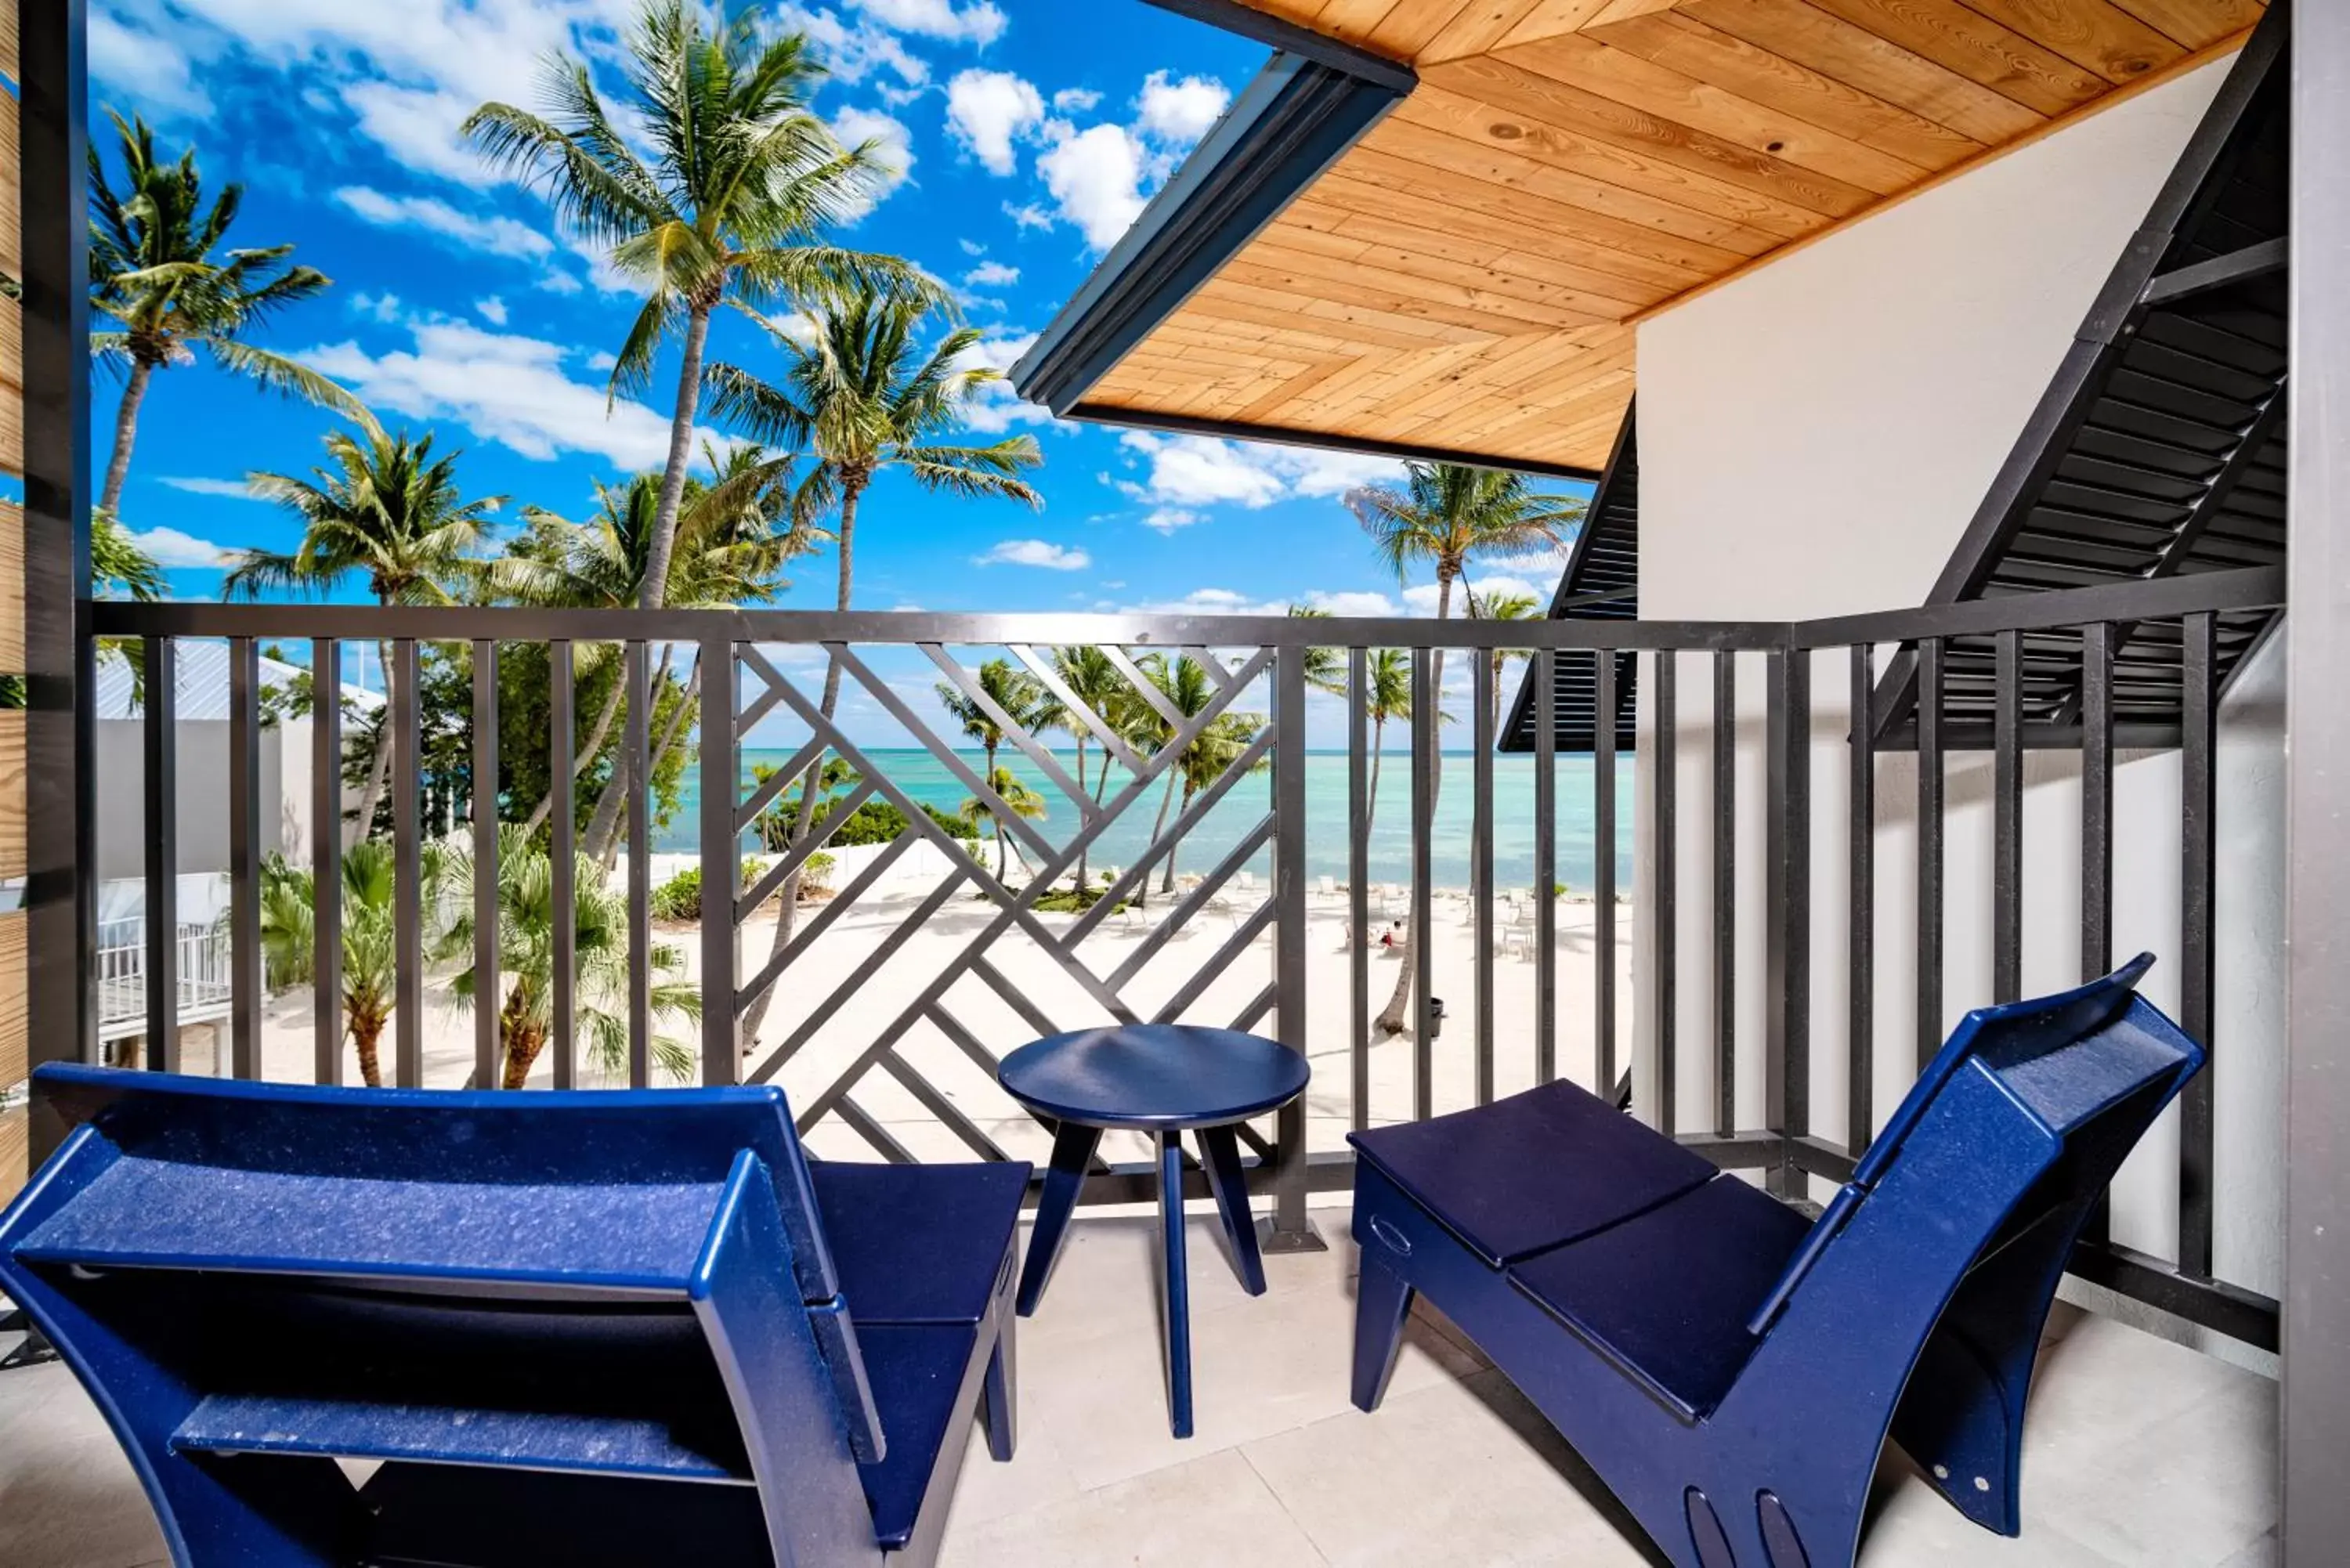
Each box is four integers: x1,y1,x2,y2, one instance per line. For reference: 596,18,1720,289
0,1205,2279,1568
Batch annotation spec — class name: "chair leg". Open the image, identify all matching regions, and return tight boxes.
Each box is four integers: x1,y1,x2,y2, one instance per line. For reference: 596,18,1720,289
1157,1129,1194,1439
1016,1119,1102,1317
1195,1124,1266,1295
1352,1255,1415,1414
982,1314,1017,1462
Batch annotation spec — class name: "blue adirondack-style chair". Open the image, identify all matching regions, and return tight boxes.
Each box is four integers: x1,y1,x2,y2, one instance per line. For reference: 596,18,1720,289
1349,956,2203,1568
0,1065,1030,1568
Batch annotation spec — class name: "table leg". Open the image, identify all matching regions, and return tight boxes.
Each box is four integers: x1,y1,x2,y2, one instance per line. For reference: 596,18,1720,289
1195,1125,1266,1295
1017,1119,1102,1317
1156,1129,1193,1437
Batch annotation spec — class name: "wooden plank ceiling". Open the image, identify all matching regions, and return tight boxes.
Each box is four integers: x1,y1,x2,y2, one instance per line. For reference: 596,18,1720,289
1089,0,2264,473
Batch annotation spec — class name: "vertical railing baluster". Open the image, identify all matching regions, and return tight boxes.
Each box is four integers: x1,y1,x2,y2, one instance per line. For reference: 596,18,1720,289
1272,645,1310,1236
626,641,652,1088
1917,637,1945,1071
1473,652,1495,1107
472,639,500,1089
1713,650,1736,1137
550,641,577,1089
313,638,343,1086
1654,650,1678,1136
1348,647,1370,1133
1533,648,1557,1086
1765,647,1810,1196
2081,623,2116,982
391,638,423,1088
2078,621,2118,1244
700,634,739,1087
1410,645,1435,1122
142,634,178,1070
228,638,262,1079
1994,627,2023,1003
1848,643,1876,1154
1594,648,1618,1102
2181,610,2218,1279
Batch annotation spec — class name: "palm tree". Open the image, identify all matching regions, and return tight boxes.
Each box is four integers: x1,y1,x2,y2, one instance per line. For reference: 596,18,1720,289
1347,463,1583,1035
935,659,1055,880
1126,656,1265,896
1358,649,1414,847
89,110,366,518
223,427,506,846
499,448,797,858
463,0,926,613
1466,587,1542,737
1051,645,1130,895
255,844,400,1088
433,825,700,1088
1287,605,1348,696
714,282,1043,1035
958,767,1047,876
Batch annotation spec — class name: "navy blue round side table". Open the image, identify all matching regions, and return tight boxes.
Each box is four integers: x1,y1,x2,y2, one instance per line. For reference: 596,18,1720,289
997,1024,1311,1438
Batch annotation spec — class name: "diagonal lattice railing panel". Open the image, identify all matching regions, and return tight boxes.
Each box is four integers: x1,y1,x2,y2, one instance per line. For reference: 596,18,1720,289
721,638,1296,1169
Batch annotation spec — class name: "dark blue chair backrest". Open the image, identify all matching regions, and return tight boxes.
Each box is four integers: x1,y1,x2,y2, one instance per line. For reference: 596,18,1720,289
1748,955,2200,1335
4,1065,883,1459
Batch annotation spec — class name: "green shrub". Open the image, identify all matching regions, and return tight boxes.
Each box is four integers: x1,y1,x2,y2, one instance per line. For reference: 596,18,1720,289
650,858,768,923
761,796,979,849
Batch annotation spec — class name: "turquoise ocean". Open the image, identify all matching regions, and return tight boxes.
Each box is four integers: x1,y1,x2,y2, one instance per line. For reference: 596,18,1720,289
659,750,1636,891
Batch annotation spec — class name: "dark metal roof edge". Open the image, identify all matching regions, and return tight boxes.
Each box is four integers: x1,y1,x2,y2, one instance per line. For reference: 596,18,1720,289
1138,0,1417,94
1010,44,1412,417
1066,402,1603,482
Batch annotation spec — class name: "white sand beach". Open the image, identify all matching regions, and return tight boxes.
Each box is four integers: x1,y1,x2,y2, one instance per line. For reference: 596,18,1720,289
216,851,1632,1173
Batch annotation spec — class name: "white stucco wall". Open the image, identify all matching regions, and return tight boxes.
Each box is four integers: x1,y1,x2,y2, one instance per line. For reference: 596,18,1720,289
1629,55,2283,1339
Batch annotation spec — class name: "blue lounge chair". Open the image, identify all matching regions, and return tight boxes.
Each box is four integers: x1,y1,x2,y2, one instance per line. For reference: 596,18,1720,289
1348,957,2203,1568
0,1065,1029,1568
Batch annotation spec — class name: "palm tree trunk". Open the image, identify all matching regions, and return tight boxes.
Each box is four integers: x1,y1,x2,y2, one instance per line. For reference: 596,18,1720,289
1146,768,1180,901
520,650,624,836
349,638,396,848
986,740,1006,880
591,658,705,869
1070,741,1089,895
638,302,713,612
99,359,157,518
1164,781,1198,890
580,647,674,865
1379,576,1455,1035
742,478,866,1042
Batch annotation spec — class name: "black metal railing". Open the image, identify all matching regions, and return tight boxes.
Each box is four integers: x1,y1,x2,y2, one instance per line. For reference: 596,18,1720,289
70,562,2287,1346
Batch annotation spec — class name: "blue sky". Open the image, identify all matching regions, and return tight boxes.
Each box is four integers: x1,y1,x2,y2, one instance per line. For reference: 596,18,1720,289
86,1,1588,749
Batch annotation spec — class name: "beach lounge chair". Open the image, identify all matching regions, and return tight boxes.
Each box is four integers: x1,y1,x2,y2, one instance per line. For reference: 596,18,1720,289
1318,875,1338,900
0,1065,1029,1568
1347,957,2202,1568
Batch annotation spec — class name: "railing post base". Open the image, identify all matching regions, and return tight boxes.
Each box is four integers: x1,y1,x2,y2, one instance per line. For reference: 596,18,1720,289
1256,1214,1328,1255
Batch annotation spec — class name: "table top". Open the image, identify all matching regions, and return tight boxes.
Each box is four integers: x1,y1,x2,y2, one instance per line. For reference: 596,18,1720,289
996,1025,1311,1130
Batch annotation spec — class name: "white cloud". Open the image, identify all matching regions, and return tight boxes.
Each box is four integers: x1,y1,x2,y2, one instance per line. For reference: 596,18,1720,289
1036,123,1148,251
349,291,403,323
1404,575,1547,616
1137,71,1231,146
1053,86,1101,114
537,271,584,297
1141,507,1203,534
852,0,1007,46
1003,201,1055,232
298,318,714,469
586,349,619,371
976,539,1090,571
830,106,916,220
334,186,554,261
772,5,931,88
1115,432,1402,513
342,81,498,189
121,523,234,568
952,331,1054,435
946,69,1046,176
156,477,262,501
960,238,989,256
475,295,509,326
1111,586,1401,619
964,260,1021,287
91,10,216,118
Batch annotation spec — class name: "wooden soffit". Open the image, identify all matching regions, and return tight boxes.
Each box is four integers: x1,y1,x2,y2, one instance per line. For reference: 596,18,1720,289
1076,0,2264,474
